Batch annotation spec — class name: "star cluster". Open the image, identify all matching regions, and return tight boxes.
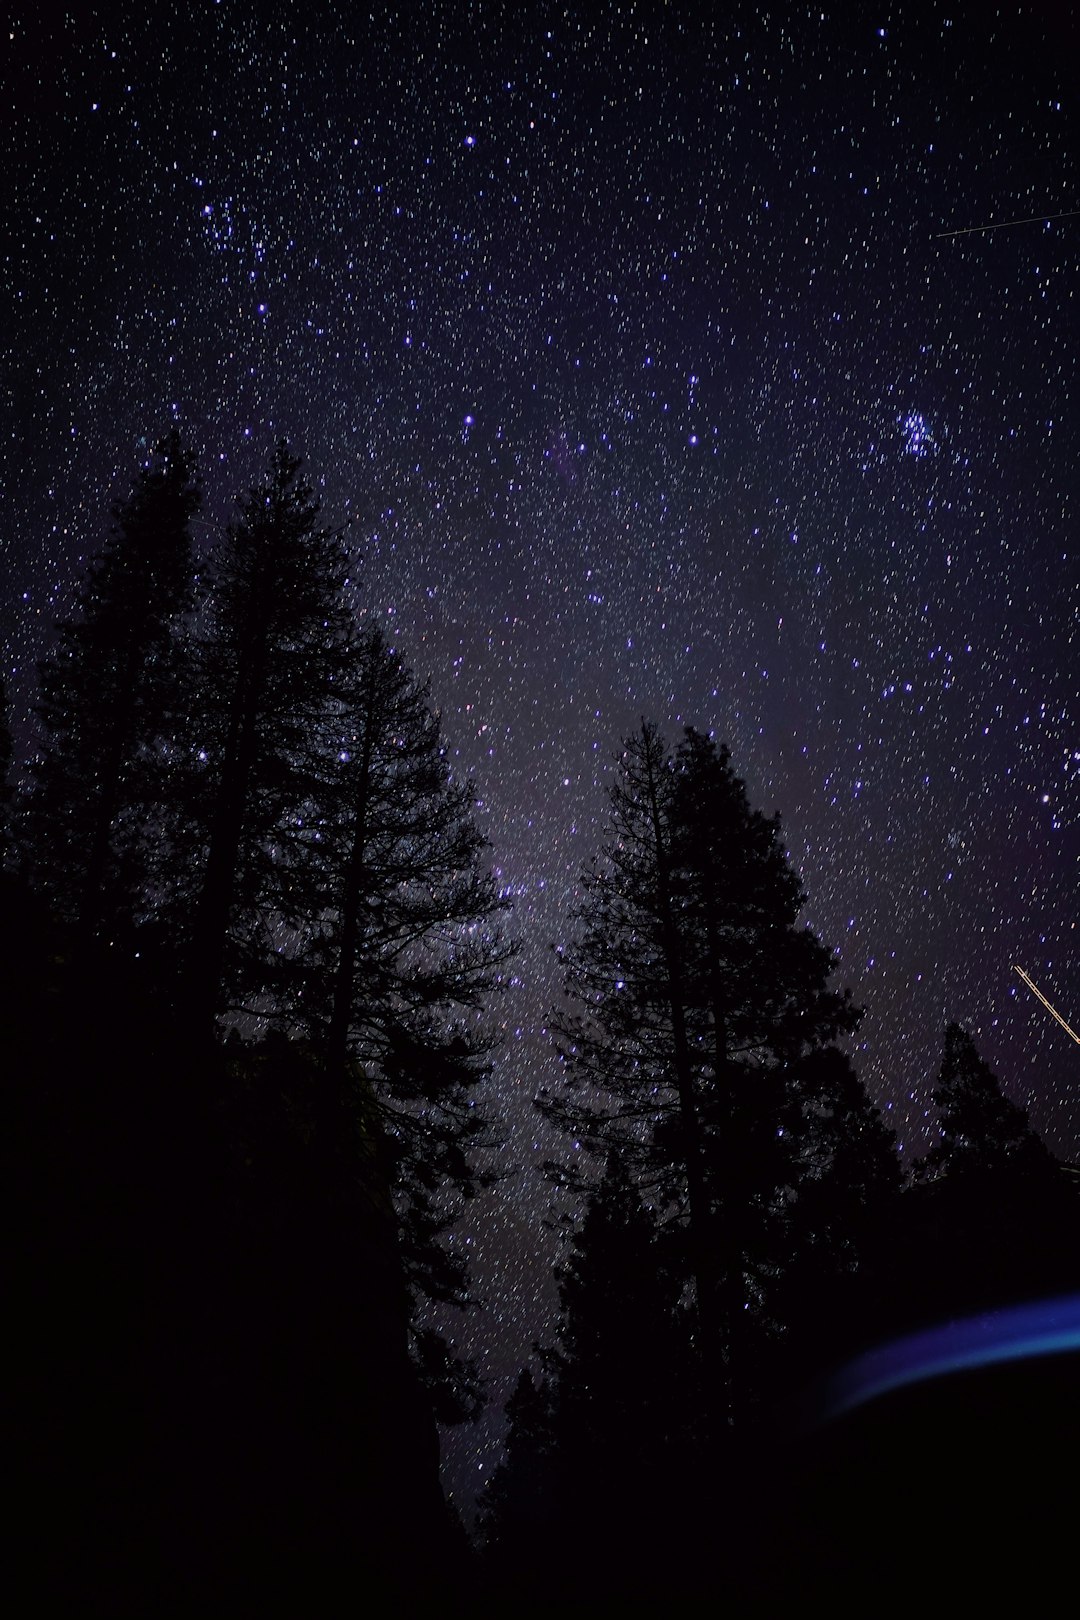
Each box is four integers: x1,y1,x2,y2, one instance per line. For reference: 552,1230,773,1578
3,0,1076,1512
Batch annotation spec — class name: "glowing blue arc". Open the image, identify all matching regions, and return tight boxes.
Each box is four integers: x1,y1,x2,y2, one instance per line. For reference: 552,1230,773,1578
824,1292,1080,1420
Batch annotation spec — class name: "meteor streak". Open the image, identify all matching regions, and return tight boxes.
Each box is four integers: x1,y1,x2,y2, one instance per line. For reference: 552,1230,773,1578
933,208,1080,238
1013,965,1080,1046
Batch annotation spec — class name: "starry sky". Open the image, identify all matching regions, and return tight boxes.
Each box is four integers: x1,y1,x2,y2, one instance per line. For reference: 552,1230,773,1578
3,0,1077,1513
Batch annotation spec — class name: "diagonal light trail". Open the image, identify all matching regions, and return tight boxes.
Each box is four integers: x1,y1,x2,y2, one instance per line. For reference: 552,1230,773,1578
1013,965,1080,1046
934,208,1080,238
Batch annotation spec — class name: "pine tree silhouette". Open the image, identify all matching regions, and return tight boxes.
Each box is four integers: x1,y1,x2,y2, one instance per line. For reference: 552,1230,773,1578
923,1022,1054,1178
482,1152,696,1599
279,621,511,1407
548,1150,685,1517
542,722,860,1421
9,435,502,1609
179,441,350,1032
896,1023,1077,1326
19,431,199,932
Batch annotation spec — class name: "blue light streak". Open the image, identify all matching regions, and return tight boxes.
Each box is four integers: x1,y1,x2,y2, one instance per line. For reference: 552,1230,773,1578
823,1293,1080,1420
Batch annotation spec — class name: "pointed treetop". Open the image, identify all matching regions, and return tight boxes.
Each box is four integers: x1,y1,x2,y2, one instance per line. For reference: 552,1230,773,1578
924,1022,1052,1178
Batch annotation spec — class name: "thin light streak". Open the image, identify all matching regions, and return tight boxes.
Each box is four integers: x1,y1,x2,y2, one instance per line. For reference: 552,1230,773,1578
933,208,1080,239
1014,965,1080,1046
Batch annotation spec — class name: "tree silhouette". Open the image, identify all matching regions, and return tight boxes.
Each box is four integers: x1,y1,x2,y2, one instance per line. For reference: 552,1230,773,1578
279,621,511,1399
778,1046,899,1270
482,1152,697,1598
179,441,351,1033
923,1022,1054,1179
764,1044,901,1381
548,1151,686,1540
542,722,859,1419
3,883,466,1609
8,434,514,1606
889,1023,1078,1330
19,431,199,932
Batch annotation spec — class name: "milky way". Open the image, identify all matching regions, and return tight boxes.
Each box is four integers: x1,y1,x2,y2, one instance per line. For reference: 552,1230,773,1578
3,1,1076,1512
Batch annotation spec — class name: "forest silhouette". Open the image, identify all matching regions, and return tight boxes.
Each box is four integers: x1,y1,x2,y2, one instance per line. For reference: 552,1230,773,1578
5,435,1078,1609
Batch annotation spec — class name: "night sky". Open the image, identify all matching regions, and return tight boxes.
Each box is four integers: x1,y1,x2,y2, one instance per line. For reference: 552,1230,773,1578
4,0,1077,1513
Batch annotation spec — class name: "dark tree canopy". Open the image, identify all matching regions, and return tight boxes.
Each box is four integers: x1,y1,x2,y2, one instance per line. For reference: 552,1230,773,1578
179,441,352,1030
541,722,864,1397
10,438,512,1593
269,622,512,1350
547,1149,686,1485
887,1023,1080,1339
670,726,857,1072
544,723,857,1154
286,622,508,1083
4,879,464,1610
16,425,1078,1610
19,431,199,931
763,1044,902,1379
779,1045,901,1268
923,1022,1054,1180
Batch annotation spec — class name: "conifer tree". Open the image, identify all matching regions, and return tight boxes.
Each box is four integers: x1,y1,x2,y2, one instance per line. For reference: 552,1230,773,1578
923,1023,1053,1179
780,1045,900,1269
482,1154,688,1595
180,441,350,1031
548,1150,683,1486
20,432,199,930
898,1023,1077,1327
765,1045,901,1373
280,621,510,1386
542,723,859,1410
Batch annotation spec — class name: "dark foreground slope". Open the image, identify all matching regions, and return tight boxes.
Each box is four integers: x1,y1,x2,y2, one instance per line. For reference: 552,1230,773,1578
4,874,466,1611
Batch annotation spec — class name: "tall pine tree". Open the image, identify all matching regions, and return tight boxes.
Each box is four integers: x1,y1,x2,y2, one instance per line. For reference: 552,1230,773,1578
179,441,350,1033
20,431,199,932
279,621,511,1404
542,723,860,1418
